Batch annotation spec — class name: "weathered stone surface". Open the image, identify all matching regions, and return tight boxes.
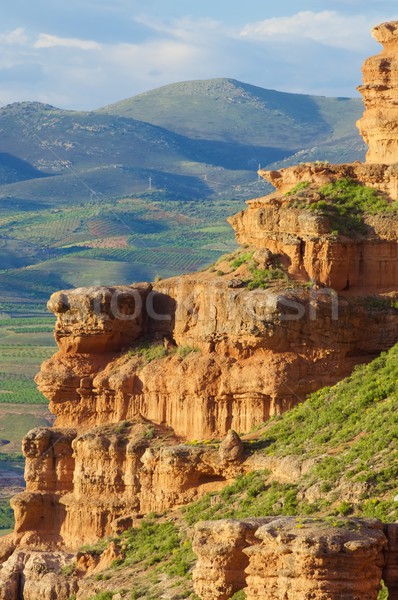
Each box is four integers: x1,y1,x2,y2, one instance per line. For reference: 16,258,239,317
35,281,398,442
23,428,76,493
193,519,273,600
383,523,398,599
49,283,152,353
229,178,398,291
193,518,388,600
219,430,245,463
245,518,386,600
0,551,77,600
14,423,259,548
357,21,398,165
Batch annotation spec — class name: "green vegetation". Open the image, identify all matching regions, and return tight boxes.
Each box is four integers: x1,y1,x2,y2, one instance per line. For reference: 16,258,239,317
318,178,396,215
246,265,286,290
0,197,241,302
79,520,199,599
128,340,170,364
0,313,55,454
119,520,195,577
287,178,398,236
0,500,14,530
127,339,200,364
231,592,246,600
230,252,254,270
285,181,309,196
71,343,398,598
0,315,55,405
227,249,288,290
309,179,398,236
184,342,398,524
177,346,200,358
378,582,389,600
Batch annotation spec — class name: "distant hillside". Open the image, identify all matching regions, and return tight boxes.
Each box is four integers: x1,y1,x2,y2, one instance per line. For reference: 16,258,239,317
0,78,367,302
99,78,366,164
0,79,366,206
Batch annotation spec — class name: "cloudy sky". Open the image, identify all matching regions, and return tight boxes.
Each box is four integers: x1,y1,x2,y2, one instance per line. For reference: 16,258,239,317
0,0,397,110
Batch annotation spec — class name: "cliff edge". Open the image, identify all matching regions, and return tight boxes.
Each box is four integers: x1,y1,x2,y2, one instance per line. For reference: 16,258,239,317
0,18,398,600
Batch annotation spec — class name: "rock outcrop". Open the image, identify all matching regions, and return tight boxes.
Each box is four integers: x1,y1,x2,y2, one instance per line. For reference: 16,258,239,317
10,423,268,548
193,517,391,600
357,20,398,165
229,186,398,291
34,280,398,444
1,17,398,600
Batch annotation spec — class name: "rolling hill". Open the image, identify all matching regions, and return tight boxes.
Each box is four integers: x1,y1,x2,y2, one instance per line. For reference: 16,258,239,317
0,78,366,304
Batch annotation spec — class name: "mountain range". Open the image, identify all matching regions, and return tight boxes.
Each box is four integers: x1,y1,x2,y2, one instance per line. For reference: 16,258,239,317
0,78,366,304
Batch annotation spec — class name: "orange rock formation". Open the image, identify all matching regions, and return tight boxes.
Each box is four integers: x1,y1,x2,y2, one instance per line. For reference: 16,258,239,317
1,18,398,600
357,21,398,164
193,518,397,600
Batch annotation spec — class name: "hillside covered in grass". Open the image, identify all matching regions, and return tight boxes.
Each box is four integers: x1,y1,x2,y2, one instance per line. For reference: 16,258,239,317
69,342,398,599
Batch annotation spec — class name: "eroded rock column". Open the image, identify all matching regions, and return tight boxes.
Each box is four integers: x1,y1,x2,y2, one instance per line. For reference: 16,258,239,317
192,519,274,600
357,20,398,164
245,517,387,600
193,518,389,600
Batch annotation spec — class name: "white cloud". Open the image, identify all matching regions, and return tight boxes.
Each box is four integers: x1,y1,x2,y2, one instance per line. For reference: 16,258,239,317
2,9,398,110
34,33,101,51
134,15,227,43
240,11,373,51
0,28,28,46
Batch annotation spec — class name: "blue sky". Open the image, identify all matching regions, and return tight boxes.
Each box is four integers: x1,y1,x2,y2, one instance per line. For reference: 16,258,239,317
0,1,397,109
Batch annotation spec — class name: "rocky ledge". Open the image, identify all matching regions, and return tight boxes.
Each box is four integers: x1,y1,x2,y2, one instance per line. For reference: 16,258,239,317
193,517,398,600
1,17,398,600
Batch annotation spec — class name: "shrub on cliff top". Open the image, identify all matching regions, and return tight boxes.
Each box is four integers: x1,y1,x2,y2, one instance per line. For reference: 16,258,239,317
318,178,393,215
246,265,286,290
311,178,398,235
285,181,310,196
288,178,398,236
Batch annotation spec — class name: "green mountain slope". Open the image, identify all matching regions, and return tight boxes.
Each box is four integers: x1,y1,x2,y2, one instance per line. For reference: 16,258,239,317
99,77,365,156
0,78,367,302
0,79,366,208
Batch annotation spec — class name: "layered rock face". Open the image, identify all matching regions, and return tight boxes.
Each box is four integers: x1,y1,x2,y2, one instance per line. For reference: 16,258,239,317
35,281,398,440
229,186,398,291
1,18,398,600
357,21,398,164
10,423,267,549
193,518,397,600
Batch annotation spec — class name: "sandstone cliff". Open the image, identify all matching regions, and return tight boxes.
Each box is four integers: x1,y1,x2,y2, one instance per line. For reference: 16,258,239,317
193,518,397,600
357,20,398,164
1,17,398,600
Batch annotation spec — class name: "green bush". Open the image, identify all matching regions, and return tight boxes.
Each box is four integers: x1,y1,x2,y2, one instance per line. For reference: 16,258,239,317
231,591,247,600
89,593,114,600
177,346,200,358
119,520,195,577
246,265,286,290
230,252,254,270
285,181,310,196
61,563,76,577
128,339,170,364
310,178,398,236
0,500,14,530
